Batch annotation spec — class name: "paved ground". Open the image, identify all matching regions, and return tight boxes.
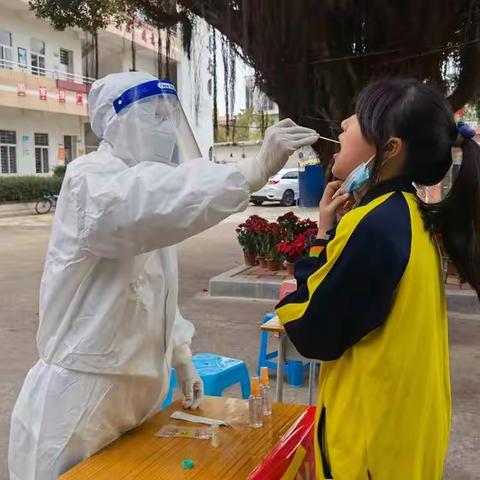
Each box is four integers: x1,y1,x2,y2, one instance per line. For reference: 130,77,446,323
0,206,479,479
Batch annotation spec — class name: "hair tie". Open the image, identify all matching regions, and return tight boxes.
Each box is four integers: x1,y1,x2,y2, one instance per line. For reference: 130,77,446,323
454,121,476,147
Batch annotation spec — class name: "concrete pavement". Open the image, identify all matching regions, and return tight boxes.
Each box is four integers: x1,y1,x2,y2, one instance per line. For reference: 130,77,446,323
0,206,479,479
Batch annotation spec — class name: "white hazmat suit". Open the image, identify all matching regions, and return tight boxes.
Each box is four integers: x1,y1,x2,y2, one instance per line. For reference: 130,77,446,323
8,71,319,480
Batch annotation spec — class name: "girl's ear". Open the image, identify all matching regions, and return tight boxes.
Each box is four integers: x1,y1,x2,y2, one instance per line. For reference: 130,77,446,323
384,137,403,161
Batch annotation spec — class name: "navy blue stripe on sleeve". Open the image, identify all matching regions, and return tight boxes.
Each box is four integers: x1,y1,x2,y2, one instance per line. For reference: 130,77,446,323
277,192,412,360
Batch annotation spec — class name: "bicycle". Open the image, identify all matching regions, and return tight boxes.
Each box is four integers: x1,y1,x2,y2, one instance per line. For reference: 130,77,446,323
35,192,58,215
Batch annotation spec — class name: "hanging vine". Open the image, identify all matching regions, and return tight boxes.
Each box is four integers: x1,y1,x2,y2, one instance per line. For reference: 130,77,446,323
181,12,193,60
157,26,163,78
212,26,218,135
165,28,171,78
174,0,480,165
130,25,136,71
190,19,202,122
229,42,236,127
221,35,230,135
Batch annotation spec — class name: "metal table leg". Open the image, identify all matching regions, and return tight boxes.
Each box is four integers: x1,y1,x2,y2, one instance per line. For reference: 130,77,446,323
276,334,286,402
308,361,316,405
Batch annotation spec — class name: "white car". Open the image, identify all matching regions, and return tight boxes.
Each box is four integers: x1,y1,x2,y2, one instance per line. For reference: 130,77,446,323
251,168,299,206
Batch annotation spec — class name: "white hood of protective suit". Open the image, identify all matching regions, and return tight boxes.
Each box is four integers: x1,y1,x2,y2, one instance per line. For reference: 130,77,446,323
89,71,176,166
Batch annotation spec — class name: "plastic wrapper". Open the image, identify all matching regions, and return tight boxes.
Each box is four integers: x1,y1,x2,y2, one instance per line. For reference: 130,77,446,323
155,424,211,440
248,406,316,480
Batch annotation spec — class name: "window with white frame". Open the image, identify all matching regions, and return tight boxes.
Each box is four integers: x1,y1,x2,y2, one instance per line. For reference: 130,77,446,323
59,48,73,79
0,29,13,70
0,130,17,174
31,38,46,76
35,133,49,173
18,47,28,69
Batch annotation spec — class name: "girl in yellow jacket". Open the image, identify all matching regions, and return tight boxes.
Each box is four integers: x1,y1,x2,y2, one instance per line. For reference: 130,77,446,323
276,77,480,479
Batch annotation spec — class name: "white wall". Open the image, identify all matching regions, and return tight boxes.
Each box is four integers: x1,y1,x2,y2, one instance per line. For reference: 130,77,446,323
216,48,253,116
97,46,123,79
213,142,297,168
0,4,83,78
213,143,261,164
135,50,158,77
0,106,84,174
177,19,214,159
97,34,159,79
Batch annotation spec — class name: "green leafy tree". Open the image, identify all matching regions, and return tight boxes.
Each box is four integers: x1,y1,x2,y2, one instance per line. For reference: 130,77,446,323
170,1,480,163
32,0,480,167
29,0,193,79
215,109,277,143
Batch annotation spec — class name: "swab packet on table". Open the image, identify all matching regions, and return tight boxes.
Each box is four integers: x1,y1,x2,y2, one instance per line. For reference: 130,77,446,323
155,424,211,440
170,410,230,426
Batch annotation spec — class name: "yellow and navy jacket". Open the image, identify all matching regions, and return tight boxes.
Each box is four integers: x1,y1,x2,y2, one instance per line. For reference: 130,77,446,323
276,178,451,480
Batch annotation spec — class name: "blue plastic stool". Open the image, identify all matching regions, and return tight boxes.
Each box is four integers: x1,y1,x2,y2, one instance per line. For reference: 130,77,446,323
257,311,307,387
257,312,279,375
161,368,177,409
193,352,251,399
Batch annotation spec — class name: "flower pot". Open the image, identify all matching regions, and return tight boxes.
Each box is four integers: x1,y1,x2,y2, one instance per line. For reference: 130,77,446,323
257,256,267,269
285,261,295,276
244,253,257,266
267,259,281,272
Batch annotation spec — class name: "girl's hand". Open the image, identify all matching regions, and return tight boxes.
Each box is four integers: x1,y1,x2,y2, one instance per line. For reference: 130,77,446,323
337,196,356,222
318,181,351,238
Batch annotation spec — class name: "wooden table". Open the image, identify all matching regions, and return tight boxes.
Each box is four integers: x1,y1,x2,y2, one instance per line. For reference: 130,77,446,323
60,397,307,480
261,316,319,405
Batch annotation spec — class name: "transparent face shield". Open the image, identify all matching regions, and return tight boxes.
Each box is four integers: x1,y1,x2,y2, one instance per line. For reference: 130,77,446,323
111,80,201,166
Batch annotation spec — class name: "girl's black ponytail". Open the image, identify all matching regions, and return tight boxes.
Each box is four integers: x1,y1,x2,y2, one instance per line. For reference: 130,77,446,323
432,135,480,297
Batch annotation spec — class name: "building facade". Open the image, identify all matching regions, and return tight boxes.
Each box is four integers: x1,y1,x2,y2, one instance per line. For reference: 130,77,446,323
0,0,214,175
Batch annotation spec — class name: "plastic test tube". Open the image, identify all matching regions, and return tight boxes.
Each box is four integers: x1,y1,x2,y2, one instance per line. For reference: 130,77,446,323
211,424,220,448
249,377,263,428
260,367,272,416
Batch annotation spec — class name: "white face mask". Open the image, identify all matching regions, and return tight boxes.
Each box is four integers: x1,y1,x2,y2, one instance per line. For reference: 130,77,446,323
136,116,177,164
105,97,177,166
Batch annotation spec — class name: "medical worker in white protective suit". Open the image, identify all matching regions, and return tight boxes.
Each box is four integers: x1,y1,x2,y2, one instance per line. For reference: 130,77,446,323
8,71,319,480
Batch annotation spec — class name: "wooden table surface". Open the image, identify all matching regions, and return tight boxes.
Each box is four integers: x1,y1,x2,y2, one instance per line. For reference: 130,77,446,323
60,396,307,480
260,315,285,333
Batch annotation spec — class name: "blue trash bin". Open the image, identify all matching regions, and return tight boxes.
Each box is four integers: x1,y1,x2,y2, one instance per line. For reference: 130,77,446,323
285,360,304,388
299,164,325,207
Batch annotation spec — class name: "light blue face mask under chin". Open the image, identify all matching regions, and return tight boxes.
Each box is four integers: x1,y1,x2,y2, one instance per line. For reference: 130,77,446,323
341,154,375,194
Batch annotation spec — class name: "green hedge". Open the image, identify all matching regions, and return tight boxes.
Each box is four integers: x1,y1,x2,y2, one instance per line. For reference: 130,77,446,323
53,165,67,179
0,175,63,203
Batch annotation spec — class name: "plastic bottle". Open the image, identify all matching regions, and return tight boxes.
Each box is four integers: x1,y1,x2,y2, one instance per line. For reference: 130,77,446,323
249,376,263,428
260,367,272,416
210,424,220,448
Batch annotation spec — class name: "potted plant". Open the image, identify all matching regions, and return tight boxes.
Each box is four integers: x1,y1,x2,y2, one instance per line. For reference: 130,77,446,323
257,236,268,269
277,211,301,241
303,226,319,250
264,222,284,271
298,218,318,236
277,226,319,275
236,222,257,266
252,216,269,268
277,234,307,275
